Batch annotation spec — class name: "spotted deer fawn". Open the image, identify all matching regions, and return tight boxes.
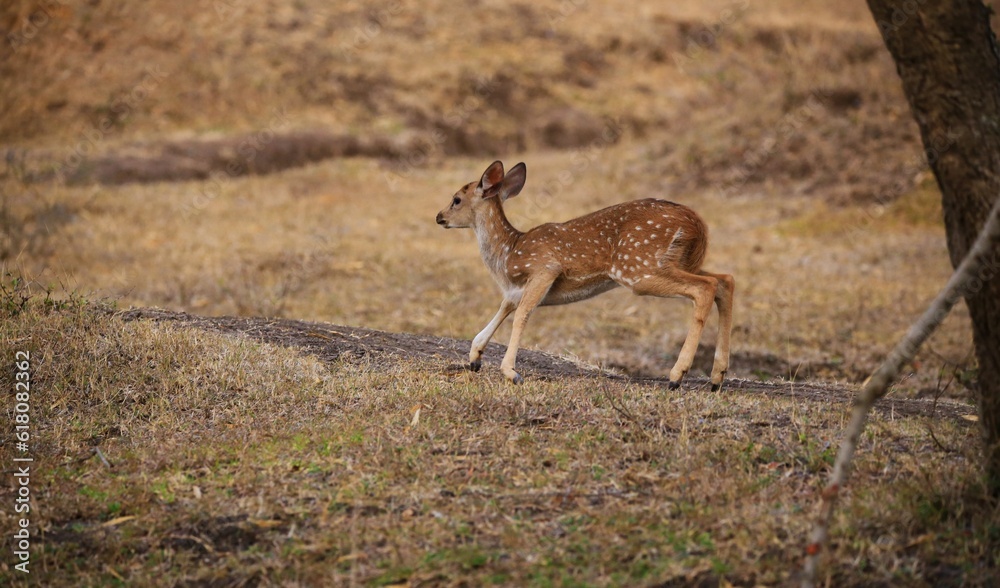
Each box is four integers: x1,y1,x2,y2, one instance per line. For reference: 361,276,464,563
436,161,734,390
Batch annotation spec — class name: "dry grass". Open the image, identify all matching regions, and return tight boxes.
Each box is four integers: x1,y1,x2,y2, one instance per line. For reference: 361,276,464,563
0,298,996,586
1,1,878,146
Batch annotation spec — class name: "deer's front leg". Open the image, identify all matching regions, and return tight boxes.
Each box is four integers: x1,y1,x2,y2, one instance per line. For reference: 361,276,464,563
501,273,557,384
469,299,516,372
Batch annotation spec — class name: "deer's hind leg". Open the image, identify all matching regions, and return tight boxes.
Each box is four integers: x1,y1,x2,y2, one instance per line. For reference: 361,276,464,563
699,270,735,391
630,269,718,390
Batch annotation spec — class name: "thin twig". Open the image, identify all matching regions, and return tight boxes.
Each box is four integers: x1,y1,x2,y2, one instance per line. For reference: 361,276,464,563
925,360,955,453
925,422,952,453
94,447,114,469
801,192,1000,587
603,384,651,442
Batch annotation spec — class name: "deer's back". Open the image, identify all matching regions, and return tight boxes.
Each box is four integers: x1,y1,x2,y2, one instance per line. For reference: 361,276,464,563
559,198,708,273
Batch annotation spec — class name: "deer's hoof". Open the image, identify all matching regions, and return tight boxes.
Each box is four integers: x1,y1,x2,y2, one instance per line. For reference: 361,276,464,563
668,380,681,390
710,371,727,392
511,373,524,385
469,359,482,372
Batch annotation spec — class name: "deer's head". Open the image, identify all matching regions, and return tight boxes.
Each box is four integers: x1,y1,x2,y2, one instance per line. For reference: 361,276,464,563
436,161,526,229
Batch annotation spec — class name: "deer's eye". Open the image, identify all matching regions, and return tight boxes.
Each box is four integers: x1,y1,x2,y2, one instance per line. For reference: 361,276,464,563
452,197,461,206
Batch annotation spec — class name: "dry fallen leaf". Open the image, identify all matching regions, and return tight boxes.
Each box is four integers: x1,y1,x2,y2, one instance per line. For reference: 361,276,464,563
905,533,934,549
101,516,137,527
336,552,367,564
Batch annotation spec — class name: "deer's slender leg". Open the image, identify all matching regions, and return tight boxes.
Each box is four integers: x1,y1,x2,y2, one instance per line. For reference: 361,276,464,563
699,271,735,390
501,273,557,384
631,270,717,389
469,298,516,371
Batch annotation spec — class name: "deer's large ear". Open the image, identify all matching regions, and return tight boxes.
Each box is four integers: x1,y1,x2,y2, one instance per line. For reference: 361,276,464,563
499,162,526,201
478,161,505,196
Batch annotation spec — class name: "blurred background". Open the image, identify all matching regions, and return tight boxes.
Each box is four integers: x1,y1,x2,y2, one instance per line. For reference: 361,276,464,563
0,0,977,394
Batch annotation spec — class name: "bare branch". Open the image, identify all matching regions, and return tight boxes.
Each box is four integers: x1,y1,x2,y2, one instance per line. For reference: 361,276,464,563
801,192,1000,587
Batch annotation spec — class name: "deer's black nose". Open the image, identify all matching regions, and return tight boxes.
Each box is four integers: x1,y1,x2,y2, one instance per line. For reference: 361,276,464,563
436,212,446,226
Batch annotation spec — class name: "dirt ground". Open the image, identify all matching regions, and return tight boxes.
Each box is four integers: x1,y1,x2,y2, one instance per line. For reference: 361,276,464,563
120,307,977,423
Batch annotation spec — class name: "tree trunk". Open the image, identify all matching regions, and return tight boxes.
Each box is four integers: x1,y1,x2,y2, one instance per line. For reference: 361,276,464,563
866,0,1000,495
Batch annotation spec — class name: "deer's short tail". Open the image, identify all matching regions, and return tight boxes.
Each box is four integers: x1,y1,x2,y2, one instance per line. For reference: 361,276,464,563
657,203,709,273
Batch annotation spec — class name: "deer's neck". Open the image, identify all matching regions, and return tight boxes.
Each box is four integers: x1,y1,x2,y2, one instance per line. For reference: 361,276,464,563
474,200,521,278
